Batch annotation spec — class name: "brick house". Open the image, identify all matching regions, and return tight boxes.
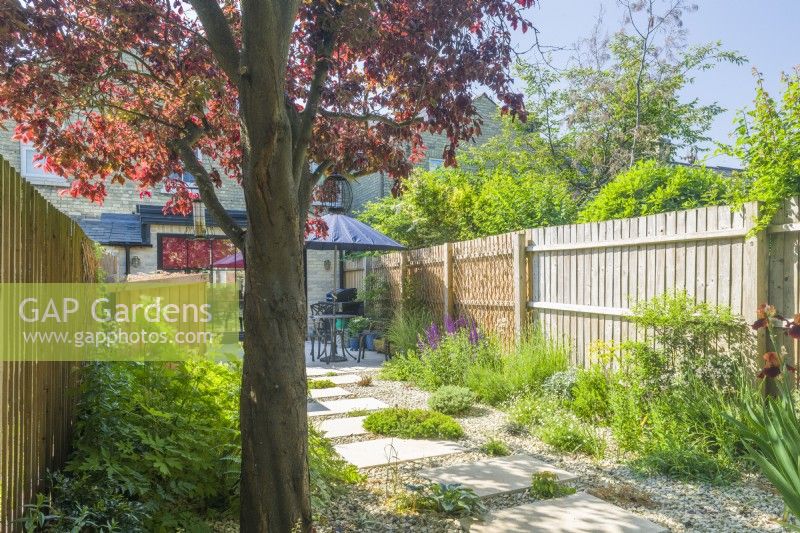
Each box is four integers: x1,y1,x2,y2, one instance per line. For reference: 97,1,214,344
0,94,500,307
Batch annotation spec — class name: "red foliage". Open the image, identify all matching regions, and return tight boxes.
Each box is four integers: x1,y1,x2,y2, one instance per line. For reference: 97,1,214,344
0,0,531,225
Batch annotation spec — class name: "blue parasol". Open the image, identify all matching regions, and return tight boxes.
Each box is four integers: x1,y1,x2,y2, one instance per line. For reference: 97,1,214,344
305,213,405,252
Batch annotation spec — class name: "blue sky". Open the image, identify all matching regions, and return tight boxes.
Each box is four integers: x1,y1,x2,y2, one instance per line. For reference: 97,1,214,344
512,0,800,166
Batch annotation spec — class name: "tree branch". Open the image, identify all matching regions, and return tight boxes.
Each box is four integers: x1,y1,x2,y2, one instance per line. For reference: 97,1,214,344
319,109,424,128
292,36,335,176
188,0,242,83
173,128,246,249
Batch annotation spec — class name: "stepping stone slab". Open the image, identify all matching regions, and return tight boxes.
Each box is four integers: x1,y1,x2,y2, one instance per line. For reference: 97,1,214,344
470,492,667,533
326,374,362,385
419,454,577,497
307,397,388,417
309,386,352,399
307,368,340,377
335,437,465,468
315,416,369,438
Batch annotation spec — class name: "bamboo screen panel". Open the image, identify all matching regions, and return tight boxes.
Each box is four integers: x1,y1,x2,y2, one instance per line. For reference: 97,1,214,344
405,246,445,320
452,233,515,343
0,157,98,531
370,253,403,306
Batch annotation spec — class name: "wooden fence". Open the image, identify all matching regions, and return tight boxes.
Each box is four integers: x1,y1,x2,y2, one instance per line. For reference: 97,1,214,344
0,157,98,531
367,200,800,366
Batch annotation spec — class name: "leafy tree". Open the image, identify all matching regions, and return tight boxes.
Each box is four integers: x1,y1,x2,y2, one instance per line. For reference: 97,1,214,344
359,161,577,247
519,2,744,195
0,1,532,530
578,160,733,222
723,71,800,232
359,168,478,247
472,169,577,235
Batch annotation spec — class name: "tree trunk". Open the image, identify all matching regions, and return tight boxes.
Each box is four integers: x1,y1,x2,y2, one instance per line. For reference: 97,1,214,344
239,132,311,532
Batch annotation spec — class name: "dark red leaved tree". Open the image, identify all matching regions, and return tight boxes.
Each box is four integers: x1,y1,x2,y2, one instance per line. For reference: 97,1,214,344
0,0,532,530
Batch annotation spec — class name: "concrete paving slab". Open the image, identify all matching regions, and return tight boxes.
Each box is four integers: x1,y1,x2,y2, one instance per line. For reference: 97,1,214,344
309,386,352,399
470,492,667,533
325,374,362,385
307,397,388,417
307,367,340,377
419,454,577,497
315,416,369,438
335,437,465,468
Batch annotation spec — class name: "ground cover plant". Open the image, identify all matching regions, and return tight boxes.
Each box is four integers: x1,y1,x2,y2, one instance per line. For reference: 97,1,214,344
428,385,476,415
308,379,337,389
480,438,511,457
363,408,464,440
529,472,576,500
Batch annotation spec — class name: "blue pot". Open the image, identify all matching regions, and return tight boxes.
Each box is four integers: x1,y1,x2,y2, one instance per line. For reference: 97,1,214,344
365,333,376,351
348,337,359,350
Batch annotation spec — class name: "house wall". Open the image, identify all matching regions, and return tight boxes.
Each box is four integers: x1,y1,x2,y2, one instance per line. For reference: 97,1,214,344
349,94,503,213
0,125,245,218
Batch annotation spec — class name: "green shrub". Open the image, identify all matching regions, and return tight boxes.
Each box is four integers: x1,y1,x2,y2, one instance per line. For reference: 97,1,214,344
536,414,606,459
578,160,733,223
599,293,750,482
387,307,433,354
308,378,337,389
57,361,240,530
570,366,611,422
529,472,576,499
608,380,646,453
363,408,464,439
480,438,510,457
542,369,578,400
507,394,561,428
418,330,497,390
501,330,569,396
428,386,476,415
464,330,568,405
380,351,426,382
464,364,511,405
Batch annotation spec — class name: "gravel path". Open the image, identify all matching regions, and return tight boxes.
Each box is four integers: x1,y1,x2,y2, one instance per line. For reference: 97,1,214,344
319,373,786,533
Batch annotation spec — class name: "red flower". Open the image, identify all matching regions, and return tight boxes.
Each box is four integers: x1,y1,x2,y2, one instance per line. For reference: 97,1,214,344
788,314,800,340
757,351,796,379
752,304,782,330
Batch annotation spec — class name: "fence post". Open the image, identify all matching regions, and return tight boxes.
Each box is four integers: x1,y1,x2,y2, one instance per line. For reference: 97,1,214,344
513,232,527,343
442,242,454,320
398,251,407,310
743,201,768,359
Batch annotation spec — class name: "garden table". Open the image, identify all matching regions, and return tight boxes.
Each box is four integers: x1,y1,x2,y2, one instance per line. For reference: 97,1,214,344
311,312,358,363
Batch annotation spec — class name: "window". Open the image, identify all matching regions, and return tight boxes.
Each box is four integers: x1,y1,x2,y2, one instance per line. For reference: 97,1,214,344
428,158,444,170
19,143,67,186
161,148,202,193
158,235,238,271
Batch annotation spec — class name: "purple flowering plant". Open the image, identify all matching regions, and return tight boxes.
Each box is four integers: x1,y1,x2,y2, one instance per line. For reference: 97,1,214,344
419,315,482,351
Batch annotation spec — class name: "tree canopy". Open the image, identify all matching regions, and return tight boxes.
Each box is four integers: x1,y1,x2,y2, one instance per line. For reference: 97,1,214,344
723,71,800,231
578,160,733,222
359,128,578,247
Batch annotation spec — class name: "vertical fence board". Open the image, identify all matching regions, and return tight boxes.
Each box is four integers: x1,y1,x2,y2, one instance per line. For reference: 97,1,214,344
0,157,97,531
